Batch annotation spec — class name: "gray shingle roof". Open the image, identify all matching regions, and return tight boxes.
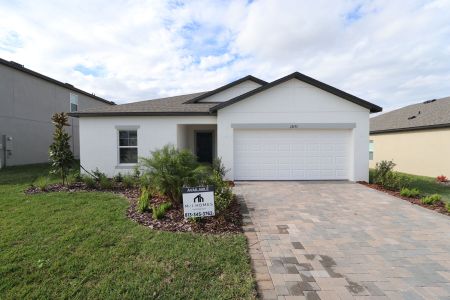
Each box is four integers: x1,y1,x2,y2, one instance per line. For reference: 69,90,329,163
70,92,216,116
370,97,450,134
0,57,115,105
70,72,382,117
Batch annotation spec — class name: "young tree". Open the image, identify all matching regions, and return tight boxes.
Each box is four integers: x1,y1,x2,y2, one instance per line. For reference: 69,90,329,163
49,112,74,185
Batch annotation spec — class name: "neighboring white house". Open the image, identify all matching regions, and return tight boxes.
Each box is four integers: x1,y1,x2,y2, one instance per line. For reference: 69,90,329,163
70,73,382,181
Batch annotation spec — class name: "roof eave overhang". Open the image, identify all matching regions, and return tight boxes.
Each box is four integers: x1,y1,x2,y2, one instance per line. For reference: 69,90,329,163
69,111,216,118
370,123,450,135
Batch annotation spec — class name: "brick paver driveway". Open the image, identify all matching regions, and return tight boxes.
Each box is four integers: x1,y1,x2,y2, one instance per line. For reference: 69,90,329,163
235,181,450,300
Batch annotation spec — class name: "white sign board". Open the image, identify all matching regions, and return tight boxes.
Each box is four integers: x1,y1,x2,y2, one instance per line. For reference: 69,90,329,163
182,186,215,218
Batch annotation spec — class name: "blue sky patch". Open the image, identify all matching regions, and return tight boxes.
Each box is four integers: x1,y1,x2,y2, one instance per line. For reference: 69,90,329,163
74,64,106,77
345,4,363,23
0,31,23,53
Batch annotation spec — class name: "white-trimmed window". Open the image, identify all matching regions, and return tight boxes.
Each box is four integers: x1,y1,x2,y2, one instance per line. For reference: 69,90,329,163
70,93,78,112
369,140,374,160
118,130,138,164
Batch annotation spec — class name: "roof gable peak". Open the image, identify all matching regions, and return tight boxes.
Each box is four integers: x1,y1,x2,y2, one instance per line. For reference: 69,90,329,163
184,75,267,104
209,71,382,113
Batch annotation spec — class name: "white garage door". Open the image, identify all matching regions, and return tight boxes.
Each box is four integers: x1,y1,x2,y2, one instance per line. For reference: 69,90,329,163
234,129,351,180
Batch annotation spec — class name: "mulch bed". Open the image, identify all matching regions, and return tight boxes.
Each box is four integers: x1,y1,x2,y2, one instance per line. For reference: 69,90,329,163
358,182,450,217
127,196,242,234
25,183,243,234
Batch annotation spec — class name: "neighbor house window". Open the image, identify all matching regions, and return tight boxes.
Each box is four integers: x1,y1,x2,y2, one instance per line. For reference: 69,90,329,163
70,93,78,112
369,140,374,160
118,130,138,164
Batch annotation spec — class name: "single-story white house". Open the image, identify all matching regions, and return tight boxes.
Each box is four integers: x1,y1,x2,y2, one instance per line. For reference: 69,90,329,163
70,72,382,181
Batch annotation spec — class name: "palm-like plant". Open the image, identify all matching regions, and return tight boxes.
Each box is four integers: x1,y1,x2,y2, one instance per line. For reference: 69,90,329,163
49,112,74,185
140,145,210,204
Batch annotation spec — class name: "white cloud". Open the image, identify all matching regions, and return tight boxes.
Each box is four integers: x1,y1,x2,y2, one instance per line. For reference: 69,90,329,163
0,0,449,111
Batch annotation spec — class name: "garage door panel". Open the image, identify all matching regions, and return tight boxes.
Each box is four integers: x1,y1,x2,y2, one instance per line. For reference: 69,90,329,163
234,129,351,180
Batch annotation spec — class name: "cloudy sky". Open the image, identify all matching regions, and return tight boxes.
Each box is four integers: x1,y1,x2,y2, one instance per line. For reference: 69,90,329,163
1,0,449,111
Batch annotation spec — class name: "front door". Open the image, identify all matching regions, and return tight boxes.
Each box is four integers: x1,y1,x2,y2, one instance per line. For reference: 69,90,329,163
196,132,213,164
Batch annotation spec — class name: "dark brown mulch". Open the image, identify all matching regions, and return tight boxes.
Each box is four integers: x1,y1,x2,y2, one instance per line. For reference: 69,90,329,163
358,181,450,217
126,196,242,234
25,183,243,234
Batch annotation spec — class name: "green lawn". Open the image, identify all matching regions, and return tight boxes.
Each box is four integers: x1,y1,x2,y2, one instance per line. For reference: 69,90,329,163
370,169,450,203
0,164,255,299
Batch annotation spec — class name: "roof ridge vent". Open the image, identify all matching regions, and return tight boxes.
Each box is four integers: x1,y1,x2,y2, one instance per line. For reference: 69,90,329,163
423,99,436,104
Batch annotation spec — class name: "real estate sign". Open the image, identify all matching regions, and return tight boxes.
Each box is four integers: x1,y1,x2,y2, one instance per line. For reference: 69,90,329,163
182,186,215,218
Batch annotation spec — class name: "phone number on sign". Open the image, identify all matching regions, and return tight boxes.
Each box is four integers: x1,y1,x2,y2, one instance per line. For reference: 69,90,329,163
184,211,214,218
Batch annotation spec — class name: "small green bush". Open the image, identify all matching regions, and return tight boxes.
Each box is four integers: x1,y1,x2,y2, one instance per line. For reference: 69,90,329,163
99,176,113,190
33,176,50,191
445,202,450,213
113,173,123,183
152,202,172,220
369,169,375,184
421,194,442,205
66,172,81,185
92,168,107,181
133,166,141,178
373,161,410,190
122,175,136,188
373,160,396,184
73,171,82,182
400,187,420,198
140,145,210,204
82,175,96,189
137,187,150,213
212,157,229,178
207,170,233,214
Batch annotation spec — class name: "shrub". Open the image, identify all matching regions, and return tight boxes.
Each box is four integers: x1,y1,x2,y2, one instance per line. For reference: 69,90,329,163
133,166,141,178
48,112,74,185
373,160,396,184
207,170,233,214
92,168,107,182
113,172,123,183
369,169,375,184
373,160,410,190
72,171,82,182
33,176,50,191
137,187,150,213
152,202,172,220
82,175,96,189
445,202,450,213
381,171,410,191
400,187,420,198
122,175,136,188
140,145,210,204
99,176,113,190
421,194,442,205
212,157,229,178
436,175,448,183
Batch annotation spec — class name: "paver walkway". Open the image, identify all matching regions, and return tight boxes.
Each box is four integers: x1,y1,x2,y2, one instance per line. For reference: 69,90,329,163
235,181,450,300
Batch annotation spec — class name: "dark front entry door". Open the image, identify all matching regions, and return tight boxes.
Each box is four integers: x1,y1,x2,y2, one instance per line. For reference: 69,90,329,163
196,132,213,164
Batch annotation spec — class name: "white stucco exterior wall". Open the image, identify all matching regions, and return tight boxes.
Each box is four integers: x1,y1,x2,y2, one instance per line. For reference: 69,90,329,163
79,79,371,181
79,116,216,176
198,80,262,102
216,79,370,181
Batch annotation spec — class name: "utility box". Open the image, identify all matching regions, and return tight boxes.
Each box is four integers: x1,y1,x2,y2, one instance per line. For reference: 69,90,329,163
1,135,13,168
5,136,13,152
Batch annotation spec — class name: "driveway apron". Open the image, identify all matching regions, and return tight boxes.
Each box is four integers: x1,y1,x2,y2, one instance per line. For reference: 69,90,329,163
235,181,450,300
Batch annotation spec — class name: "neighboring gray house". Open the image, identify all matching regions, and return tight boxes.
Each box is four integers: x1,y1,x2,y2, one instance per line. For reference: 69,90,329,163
0,58,115,167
